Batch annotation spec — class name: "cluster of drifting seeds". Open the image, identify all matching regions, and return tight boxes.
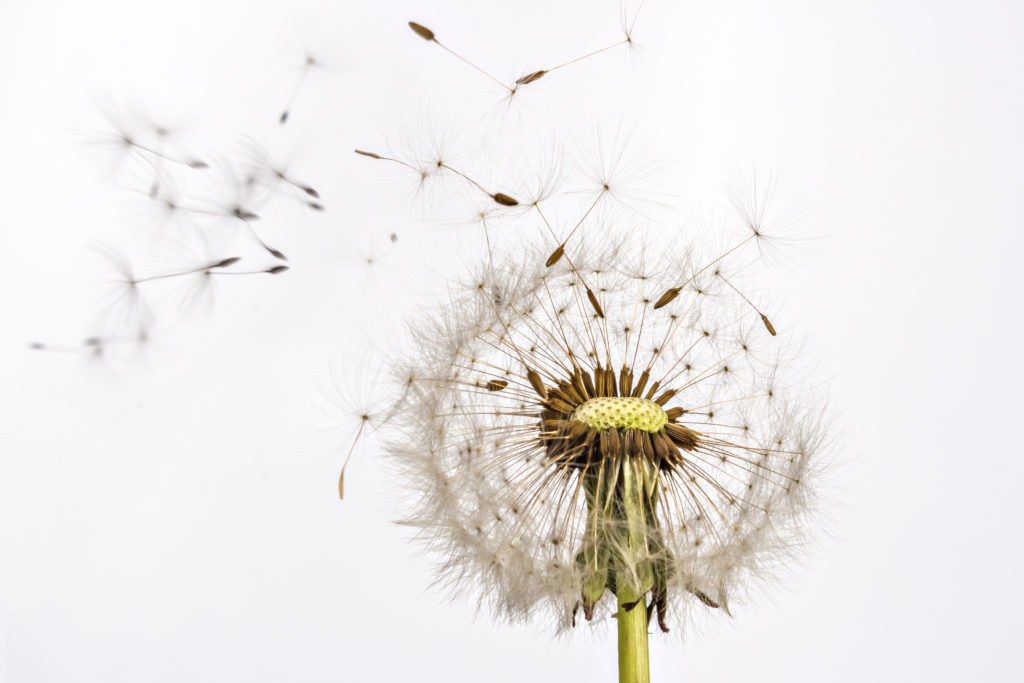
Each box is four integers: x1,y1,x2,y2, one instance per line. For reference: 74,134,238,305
351,15,826,635
31,65,328,355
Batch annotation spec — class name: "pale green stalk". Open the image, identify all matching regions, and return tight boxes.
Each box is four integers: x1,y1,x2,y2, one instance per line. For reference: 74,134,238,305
616,453,652,683
616,579,650,683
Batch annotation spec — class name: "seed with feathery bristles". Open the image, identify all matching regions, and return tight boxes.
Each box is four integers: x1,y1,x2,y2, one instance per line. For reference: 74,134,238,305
761,313,777,336
404,19,514,93
354,149,383,159
486,379,509,391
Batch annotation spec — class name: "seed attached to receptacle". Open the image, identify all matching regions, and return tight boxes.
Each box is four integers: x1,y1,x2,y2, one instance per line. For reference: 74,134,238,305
526,369,547,398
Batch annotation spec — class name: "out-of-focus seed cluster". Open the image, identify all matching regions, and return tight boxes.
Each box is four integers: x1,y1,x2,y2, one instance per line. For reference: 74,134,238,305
32,82,326,355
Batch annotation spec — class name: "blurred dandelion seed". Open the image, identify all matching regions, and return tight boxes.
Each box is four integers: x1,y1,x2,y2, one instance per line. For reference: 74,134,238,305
240,139,324,211
279,53,322,125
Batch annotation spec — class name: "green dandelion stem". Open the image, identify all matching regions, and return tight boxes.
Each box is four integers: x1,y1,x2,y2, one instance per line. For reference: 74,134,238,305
617,578,650,683
577,429,663,681
617,452,652,683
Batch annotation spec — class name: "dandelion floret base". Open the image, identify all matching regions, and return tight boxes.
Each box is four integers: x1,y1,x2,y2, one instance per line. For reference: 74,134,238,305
572,397,668,432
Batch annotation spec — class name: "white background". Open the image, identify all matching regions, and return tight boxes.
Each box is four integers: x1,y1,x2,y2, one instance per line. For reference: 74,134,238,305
3,1,1023,681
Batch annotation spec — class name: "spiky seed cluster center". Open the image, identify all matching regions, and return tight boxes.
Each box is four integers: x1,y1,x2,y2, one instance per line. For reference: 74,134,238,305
572,397,668,432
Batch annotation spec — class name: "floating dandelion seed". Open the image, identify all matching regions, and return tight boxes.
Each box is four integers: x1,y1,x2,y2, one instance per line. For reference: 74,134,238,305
355,148,519,208
240,139,324,211
279,53,322,125
85,102,210,173
385,236,824,651
192,161,287,260
407,21,513,94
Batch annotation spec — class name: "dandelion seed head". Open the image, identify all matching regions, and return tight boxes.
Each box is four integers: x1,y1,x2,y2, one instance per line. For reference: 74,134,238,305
384,235,825,633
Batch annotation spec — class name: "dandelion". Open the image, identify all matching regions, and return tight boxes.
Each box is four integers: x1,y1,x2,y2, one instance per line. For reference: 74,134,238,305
383,230,824,681
344,16,827,680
